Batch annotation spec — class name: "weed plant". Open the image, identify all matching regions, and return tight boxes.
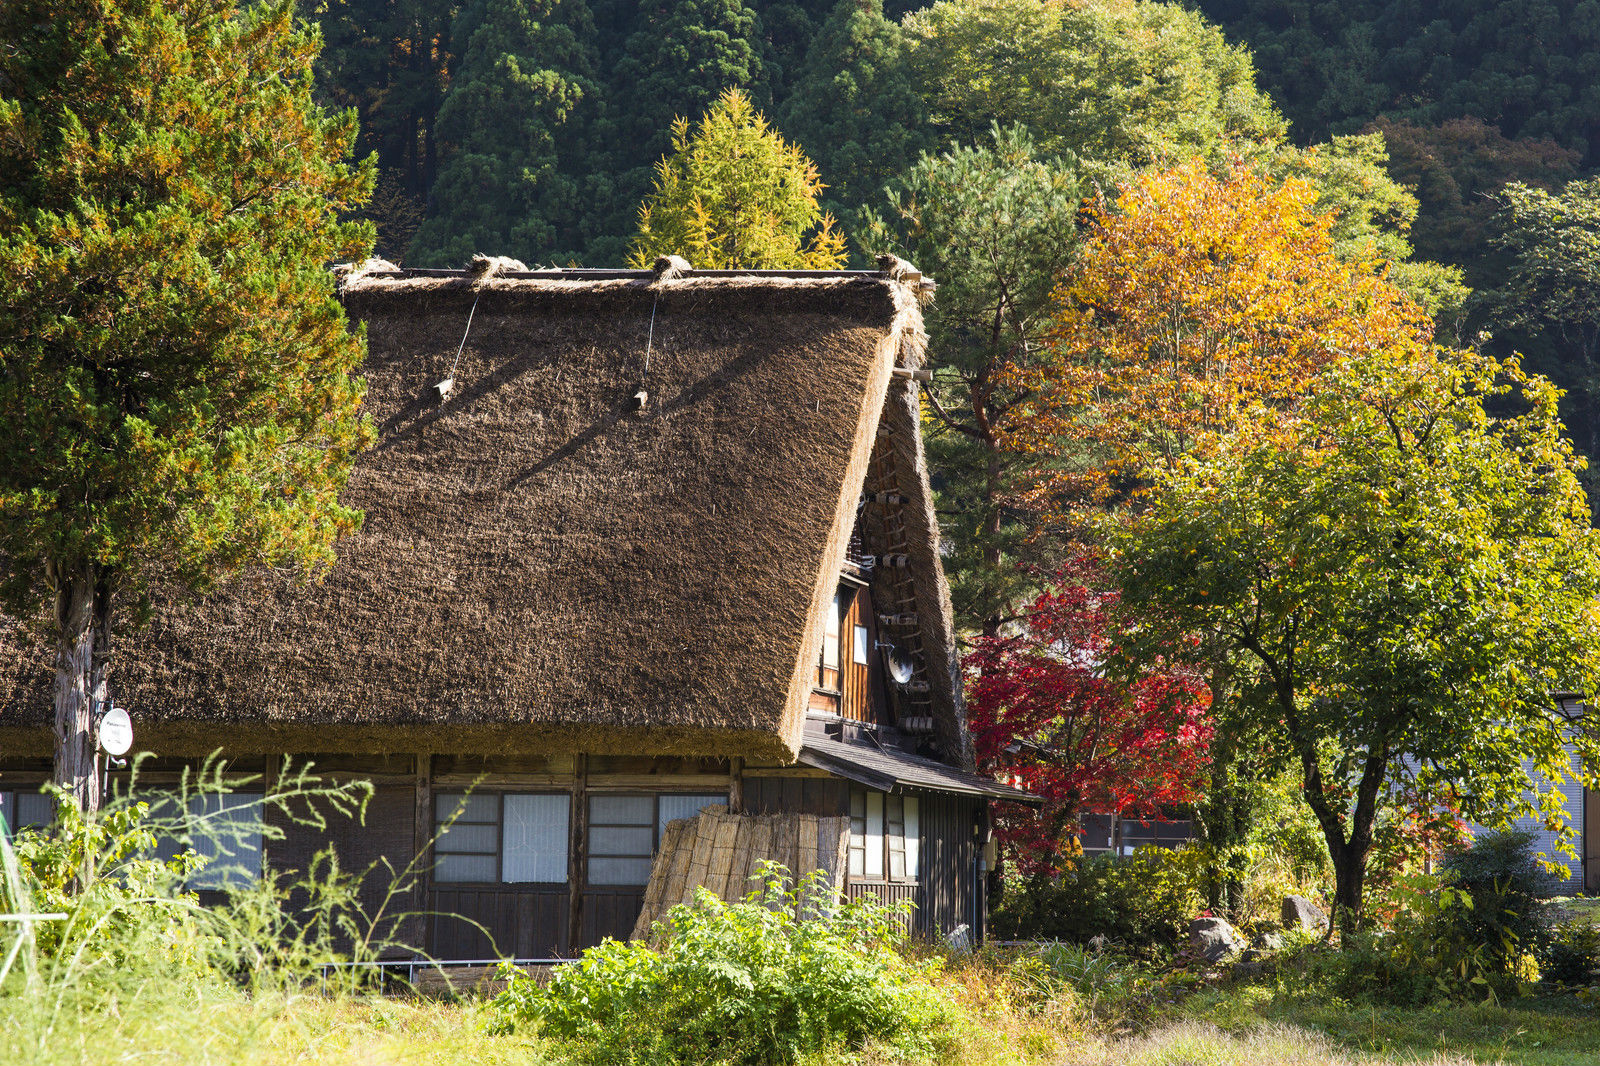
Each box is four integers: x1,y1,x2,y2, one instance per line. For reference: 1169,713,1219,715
0,757,432,1064
490,862,954,1066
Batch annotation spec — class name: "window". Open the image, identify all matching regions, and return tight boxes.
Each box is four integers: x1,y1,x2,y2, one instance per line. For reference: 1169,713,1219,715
1075,814,1195,857
587,793,725,886
434,792,570,883
847,788,919,881
853,624,869,666
816,591,844,692
148,792,264,890
0,789,54,837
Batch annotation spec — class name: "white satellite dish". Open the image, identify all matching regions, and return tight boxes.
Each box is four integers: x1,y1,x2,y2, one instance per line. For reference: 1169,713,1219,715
884,645,915,685
98,706,133,757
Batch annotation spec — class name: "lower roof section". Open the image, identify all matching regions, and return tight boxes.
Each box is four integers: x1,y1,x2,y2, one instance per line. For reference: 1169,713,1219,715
798,736,1038,804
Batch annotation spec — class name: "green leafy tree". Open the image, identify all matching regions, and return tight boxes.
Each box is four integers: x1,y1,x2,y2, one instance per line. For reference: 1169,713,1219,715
629,88,845,268
902,0,1286,175
863,126,1083,637
408,0,600,265
1486,176,1600,513
779,0,930,252
0,0,374,810
1113,344,1600,932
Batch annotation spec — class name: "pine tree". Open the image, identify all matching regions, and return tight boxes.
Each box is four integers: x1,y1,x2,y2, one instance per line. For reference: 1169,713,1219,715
779,0,930,254
0,0,374,810
583,0,767,263
629,88,845,268
862,126,1083,638
409,0,600,266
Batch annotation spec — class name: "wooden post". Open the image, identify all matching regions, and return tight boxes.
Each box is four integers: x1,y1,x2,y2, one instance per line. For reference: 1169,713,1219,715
728,757,743,813
413,753,432,951
567,754,587,954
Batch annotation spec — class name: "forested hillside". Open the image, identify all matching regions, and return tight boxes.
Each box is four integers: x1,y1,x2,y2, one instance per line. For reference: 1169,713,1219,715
306,0,1600,627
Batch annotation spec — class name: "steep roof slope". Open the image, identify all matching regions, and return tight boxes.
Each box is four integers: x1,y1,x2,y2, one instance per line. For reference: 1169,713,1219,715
0,264,936,761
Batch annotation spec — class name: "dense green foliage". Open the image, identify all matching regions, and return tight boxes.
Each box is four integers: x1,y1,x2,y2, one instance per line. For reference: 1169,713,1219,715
489,864,951,1065
1485,176,1600,513
1114,343,1600,929
1191,0,1600,166
407,0,600,266
990,847,1205,952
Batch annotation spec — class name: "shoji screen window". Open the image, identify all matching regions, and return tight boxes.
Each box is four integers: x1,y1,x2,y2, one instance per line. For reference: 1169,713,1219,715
146,792,265,890
433,793,570,883
587,793,726,886
848,789,919,882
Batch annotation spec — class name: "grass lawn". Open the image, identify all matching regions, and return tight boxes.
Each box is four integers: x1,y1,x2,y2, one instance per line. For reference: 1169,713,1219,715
12,979,1599,1066
1172,988,1600,1066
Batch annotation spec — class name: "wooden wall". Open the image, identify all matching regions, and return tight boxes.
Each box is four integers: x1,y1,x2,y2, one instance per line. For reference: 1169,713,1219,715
745,777,981,941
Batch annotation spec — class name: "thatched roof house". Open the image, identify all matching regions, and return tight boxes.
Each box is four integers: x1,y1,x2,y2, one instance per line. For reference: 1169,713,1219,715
0,256,1027,957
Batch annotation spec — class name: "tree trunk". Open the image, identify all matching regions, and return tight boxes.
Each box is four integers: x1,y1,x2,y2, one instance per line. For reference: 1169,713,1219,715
1330,839,1369,936
49,561,101,814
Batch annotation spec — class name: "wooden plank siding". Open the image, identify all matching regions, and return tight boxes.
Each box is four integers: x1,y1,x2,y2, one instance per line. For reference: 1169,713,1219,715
742,776,850,817
429,885,569,959
914,792,982,939
841,587,878,723
266,782,424,955
809,585,883,724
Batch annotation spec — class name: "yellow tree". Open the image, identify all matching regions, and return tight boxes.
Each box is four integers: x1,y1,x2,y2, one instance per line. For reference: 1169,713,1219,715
628,88,846,269
1004,158,1432,515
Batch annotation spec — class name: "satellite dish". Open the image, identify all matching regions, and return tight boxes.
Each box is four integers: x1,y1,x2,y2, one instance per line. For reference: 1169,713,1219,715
884,644,915,685
98,706,133,757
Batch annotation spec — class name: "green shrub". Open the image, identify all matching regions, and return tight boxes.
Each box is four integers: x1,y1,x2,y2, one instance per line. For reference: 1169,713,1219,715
991,845,1205,951
1543,919,1600,987
489,863,953,1065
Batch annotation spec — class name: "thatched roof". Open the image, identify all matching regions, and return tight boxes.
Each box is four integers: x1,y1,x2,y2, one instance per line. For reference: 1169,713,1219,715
0,261,965,763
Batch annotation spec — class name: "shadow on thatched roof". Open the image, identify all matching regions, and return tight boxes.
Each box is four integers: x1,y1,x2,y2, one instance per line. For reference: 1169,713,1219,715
0,260,958,763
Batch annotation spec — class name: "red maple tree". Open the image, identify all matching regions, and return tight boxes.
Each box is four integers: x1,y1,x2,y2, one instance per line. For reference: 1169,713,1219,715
967,558,1213,875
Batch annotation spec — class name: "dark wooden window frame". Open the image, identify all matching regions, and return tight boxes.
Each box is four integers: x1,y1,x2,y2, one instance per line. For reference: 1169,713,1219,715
433,791,570,885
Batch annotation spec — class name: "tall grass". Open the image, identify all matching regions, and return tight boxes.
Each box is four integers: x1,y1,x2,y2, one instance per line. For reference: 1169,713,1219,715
0,757,437,1064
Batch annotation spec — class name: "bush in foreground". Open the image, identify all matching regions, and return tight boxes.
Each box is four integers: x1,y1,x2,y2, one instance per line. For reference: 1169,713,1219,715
490,863,953,1065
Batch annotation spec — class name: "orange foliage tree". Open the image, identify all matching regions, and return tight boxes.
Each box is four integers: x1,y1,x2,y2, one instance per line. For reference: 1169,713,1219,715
999,158,1437,916
1003,158,1432,518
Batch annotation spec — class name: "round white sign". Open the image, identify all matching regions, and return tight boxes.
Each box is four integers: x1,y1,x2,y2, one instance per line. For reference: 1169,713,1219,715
98,706,133,756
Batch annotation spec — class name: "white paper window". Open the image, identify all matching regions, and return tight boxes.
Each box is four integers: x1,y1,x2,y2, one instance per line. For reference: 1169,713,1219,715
502,794,569,883
854,625,869,665
903,796,920,878
864,791,884,878
0,790,53,837
588,794,657,886
588,793,728,886
658,794,724,836
144,792,262,889
823,593,842,670
435,792,571,884
848,788,918,882
187,793,264,889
